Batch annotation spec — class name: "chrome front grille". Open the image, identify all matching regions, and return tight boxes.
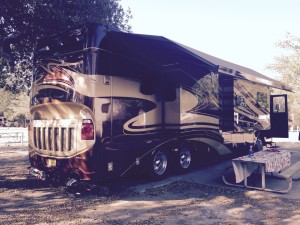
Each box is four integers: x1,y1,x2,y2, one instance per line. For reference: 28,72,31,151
31,119,94,158
31,119,79,157
33,127,75,152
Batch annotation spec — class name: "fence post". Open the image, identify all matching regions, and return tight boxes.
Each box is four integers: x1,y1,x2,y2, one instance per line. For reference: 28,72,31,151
21,132,24,146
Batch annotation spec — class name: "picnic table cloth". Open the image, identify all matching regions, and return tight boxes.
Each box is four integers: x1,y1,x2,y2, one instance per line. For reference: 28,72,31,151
232,149,291,183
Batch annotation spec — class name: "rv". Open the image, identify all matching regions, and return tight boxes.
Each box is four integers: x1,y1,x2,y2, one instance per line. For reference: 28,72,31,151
28,24,291,183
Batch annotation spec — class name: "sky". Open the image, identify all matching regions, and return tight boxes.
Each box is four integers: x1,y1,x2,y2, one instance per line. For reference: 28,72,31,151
121,0,300,79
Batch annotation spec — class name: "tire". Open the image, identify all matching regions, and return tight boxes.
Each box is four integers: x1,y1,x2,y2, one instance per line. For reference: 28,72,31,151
173,144,193,173
147,149,170,181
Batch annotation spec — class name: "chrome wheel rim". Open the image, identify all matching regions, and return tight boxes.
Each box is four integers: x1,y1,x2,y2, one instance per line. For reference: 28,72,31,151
153,151,168,175
179,147,192,169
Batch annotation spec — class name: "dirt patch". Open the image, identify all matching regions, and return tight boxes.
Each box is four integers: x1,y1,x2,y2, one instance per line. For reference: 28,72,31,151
1,146,300,224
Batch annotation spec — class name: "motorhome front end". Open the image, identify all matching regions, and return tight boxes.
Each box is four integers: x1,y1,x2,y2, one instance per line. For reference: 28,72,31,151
28,24,290,183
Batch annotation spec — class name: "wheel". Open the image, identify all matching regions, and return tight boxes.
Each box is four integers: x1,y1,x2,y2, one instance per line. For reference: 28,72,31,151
173,144,193,173
147,150,170,180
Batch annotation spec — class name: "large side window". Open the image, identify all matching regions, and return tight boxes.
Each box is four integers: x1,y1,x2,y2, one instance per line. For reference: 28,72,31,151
162,72,178,102
140,77,155,95
140,72,178,101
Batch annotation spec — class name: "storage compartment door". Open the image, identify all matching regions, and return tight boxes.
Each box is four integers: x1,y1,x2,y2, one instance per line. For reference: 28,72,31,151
219,76,234,132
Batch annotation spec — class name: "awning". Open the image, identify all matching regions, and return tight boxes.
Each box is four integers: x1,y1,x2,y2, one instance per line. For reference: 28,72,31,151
38,24,292,92
101,28,291,91
176,42,292,91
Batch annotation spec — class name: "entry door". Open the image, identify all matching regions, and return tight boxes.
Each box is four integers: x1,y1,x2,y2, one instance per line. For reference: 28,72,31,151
270,94,288,138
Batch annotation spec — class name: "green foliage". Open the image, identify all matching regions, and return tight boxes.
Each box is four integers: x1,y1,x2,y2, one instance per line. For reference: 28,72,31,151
0,58,9,88
0,88,14,113
0,0,132,93
268,34,300,89
0,88,30,126
268,34,300,126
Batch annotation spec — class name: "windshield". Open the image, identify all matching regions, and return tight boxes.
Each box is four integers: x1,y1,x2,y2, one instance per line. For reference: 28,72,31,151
31,88,74,104
30,65,86,106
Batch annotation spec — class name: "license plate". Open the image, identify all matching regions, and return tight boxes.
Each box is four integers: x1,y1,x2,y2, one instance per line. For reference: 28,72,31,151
45,158,57,167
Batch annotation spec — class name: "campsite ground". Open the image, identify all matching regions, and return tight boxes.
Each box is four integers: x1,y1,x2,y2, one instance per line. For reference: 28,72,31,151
1,135,300,224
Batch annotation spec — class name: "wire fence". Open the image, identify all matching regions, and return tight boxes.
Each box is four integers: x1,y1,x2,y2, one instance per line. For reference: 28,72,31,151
0,128,28,146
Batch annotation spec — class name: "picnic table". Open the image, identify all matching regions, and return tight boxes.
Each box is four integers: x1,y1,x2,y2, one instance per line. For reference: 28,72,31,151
222,149,294,193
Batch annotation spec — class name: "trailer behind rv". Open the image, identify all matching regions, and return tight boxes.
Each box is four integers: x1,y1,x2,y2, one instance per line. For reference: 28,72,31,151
28,24,291,183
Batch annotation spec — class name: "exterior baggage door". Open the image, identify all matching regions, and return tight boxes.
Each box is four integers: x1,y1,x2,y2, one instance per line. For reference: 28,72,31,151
219,76,234,132
270,94,288,137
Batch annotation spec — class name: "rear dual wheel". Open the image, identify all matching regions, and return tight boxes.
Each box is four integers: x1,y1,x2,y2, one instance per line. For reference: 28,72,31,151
147,150,170,181
173,144,193,173
147,143,194,180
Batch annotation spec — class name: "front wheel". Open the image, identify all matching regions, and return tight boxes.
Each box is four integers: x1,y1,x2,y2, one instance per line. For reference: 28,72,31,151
147,150,170,180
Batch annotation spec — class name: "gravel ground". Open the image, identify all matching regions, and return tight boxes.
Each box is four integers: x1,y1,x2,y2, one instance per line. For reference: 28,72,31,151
1,145,300,225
